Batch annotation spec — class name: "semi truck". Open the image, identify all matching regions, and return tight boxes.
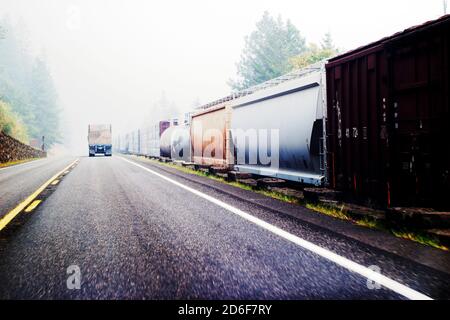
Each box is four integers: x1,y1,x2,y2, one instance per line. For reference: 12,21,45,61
88,124,112,157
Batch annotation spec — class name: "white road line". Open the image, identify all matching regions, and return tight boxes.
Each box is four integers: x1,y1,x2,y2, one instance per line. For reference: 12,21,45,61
119,156,433,300
0,158,46,172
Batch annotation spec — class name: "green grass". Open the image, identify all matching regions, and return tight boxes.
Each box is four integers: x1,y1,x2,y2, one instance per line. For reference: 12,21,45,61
137,155,449,251
356,217,385,230
305,201,448,250
392,230,448,251
306,203,352,221
149,157,301,203
258,189,301,204
0,158,39,169
227,181,253,191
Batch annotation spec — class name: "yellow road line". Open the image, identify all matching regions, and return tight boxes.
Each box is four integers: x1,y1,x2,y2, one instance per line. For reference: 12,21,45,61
51,180,60,185
24,200,42,213
0,158,79,231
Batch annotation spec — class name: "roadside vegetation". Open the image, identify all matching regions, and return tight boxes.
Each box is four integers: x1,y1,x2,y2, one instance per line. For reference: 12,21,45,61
141,156,448,251
0,157,40,169
306,202,448,251
0,18,61,147
229,11,340,91
0,100,28,143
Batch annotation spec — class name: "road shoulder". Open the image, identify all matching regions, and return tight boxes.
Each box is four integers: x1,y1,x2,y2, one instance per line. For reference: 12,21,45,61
124,155,450,276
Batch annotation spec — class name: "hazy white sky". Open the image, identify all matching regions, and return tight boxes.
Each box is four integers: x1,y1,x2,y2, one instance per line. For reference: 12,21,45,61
0,0,446,154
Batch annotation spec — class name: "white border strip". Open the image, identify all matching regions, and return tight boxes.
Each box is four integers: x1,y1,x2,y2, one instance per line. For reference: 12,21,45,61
120,156,433,300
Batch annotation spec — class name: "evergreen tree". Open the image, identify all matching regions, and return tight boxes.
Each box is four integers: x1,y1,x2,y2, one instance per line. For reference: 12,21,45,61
28,57,61,146
289,32,339,70
229,12,306,90
321,32,335,50
0,17,61,147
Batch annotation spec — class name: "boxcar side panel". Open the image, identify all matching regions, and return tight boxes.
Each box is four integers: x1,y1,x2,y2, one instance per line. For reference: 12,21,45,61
327,15,450,208
191,106,230,166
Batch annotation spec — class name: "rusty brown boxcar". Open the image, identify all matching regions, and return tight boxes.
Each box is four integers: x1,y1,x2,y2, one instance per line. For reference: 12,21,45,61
326,15,450,209
191,103,233,167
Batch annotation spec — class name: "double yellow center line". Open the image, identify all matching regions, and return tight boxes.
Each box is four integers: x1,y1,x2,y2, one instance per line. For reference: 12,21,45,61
0,158,79,231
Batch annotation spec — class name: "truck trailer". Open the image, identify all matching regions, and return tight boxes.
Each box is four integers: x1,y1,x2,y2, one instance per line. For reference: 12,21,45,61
88,124,112,157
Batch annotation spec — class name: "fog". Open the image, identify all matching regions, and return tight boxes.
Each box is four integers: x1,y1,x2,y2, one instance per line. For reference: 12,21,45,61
0,0,445,155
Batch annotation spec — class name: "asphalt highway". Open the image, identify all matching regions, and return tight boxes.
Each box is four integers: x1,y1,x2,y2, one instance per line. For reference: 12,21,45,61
0,155,449,299
0,156,76,219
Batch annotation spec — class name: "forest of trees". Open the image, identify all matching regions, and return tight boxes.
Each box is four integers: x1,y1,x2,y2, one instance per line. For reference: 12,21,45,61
230,12,339,91
0,17,60,147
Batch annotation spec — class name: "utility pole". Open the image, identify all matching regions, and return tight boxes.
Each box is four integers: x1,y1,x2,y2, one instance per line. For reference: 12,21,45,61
445,0,448,15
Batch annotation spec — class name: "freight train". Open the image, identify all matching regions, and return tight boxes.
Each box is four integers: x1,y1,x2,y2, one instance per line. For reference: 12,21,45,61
116,15,450,209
